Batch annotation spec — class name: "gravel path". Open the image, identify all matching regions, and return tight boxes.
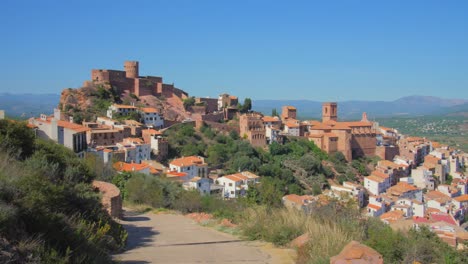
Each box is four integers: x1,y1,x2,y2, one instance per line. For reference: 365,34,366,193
114,210,294,264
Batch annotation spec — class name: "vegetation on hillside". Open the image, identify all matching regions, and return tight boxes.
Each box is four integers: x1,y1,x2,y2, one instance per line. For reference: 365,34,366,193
164,123,371,206
378,116,468,152
0,120,126,263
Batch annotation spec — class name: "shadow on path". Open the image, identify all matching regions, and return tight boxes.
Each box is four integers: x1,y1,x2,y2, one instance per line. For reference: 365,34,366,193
157,239,243,247
118,261,151,264
120,210,159,251
123,216,150,222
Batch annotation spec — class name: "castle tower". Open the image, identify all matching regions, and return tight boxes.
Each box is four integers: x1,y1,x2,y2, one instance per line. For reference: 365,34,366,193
322,102,338,122
124,61,139,79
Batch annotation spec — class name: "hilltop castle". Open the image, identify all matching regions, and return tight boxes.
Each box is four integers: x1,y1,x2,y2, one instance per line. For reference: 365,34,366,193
89,61,188,99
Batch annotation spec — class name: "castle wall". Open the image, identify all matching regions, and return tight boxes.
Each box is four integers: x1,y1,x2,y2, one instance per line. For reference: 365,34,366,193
192,112,225,123
196,98,218,113
351,133,377,158
204,121,240,134
135,78,159,97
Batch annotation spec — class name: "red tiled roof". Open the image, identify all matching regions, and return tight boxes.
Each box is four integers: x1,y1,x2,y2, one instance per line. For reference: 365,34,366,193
170,156,206,167
371,170,390,179
425,190,451,204
141,107,159,113
166,171,188,177
283,194,314,205
380,210,405,223
262,116,280,122
387,182,418,195
223,173,249,182
430,212,457,226
368,204,381,210
57,120,90,133
366,175,385,183
113,162,149,172
454,194,468,202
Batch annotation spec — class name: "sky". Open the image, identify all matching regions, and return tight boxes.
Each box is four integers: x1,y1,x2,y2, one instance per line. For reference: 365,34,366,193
1,0,467,101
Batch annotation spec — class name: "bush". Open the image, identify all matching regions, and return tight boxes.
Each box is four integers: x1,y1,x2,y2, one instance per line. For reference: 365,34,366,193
0,119,35,159
0,138,126,263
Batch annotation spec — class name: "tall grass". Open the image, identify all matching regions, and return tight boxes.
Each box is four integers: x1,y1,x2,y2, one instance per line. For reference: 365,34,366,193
236,203,365,263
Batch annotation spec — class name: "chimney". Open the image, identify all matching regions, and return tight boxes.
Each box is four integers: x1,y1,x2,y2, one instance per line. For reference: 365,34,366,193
69,116,74,123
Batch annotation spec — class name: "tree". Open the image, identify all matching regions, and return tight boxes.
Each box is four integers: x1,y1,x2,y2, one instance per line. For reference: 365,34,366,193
271,108,278,117
242,98,252,113
0,120,35,160
183,97,195,110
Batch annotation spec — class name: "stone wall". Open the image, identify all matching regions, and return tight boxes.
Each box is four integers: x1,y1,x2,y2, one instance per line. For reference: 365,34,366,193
204,121,240,134
376,145,399,161
92,181,122,219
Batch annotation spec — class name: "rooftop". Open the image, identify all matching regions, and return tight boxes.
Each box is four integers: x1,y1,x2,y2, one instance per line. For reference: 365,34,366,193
113,161,150,172
170,156,206,167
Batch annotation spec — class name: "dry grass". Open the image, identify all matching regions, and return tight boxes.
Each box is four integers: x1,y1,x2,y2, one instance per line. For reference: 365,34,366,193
237,204,365,263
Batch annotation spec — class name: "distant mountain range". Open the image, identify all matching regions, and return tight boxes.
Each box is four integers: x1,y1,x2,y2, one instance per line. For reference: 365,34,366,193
253,96,468,119
0,93,467,120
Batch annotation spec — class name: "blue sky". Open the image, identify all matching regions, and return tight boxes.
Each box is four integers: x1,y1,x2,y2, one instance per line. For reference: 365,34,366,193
1,0,467,101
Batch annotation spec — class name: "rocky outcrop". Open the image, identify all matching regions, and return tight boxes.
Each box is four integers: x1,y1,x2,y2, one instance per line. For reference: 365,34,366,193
93,180,122,219
330,240,383,264
58,83,190,123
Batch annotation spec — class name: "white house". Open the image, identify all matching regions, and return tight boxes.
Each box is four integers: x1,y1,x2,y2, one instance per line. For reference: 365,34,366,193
437,184,461,198
139,107,164,129
183,177,211,195
386,182,423,202
116,138,151,164
216,171,260,199
330,181,365,207
411,167,435,190
107,104,137,119
390,198,425,217
364,175,387,196
367,195,386,217
425,190,452,213
284,121,300,137
29,109,89,156
169,156,208,180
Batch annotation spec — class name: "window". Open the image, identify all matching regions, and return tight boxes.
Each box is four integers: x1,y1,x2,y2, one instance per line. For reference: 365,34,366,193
228,183,233,187
230,191,234,194
198,183,202,187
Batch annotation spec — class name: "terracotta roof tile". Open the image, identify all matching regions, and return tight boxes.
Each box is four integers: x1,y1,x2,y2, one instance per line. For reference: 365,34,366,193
141,107,159,113
366,175,386,183
170,156,206,167
454,194,468,202
113,162,149,172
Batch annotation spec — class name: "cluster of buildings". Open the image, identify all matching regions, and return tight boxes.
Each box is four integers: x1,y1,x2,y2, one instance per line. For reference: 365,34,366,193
282,132,468,248
27,105,260,199
29,107,169,161
240,102,377,161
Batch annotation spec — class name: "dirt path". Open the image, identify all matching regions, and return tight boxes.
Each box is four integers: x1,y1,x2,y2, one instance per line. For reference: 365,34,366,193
114,210,295,264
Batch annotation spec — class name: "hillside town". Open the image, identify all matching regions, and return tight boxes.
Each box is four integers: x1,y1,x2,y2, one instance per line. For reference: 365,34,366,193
5,61,465,251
